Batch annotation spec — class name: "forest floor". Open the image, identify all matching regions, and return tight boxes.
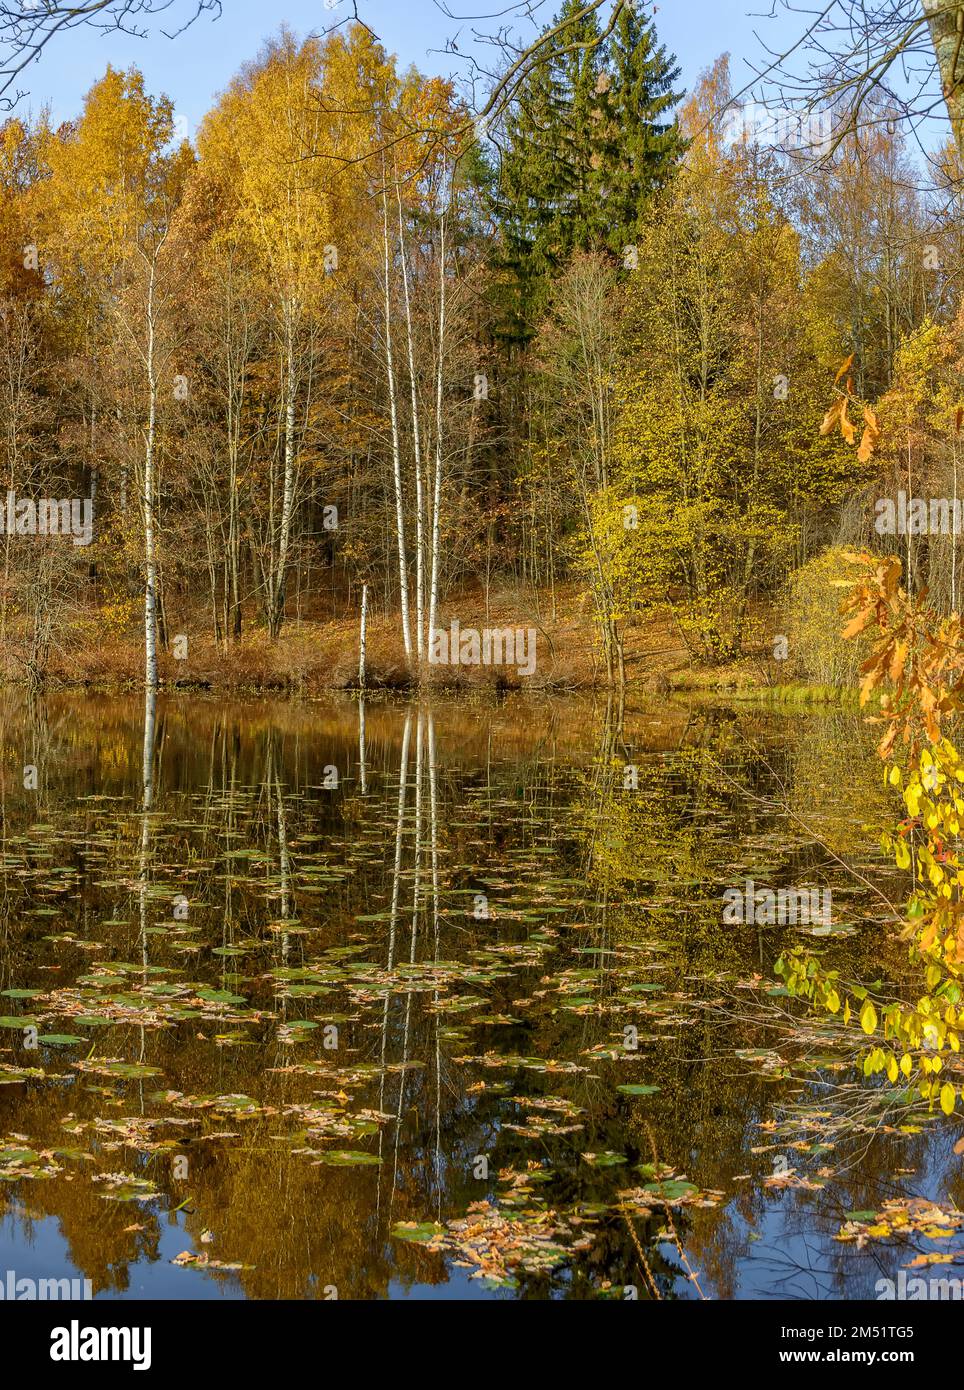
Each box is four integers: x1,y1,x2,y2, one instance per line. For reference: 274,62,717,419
5,585,788,695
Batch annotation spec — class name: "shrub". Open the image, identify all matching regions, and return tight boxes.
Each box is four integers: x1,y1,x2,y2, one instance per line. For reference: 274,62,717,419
784,547,866,688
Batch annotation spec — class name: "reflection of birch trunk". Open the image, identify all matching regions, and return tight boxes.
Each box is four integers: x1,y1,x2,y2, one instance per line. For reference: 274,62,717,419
223,720,237,953
410,713,424,964
428,711,442,1210
428,713,440,957
138,688,158,1058
274,744,292,965
358,696,367,796
377,710,412,1201
386,712,412,978
0,751,7,944
583,696,618,963
392,711,423,1200
26,688,49,807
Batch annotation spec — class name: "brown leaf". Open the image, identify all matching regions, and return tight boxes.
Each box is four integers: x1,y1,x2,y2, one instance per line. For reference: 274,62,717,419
858,406,881,462
820,400,843,436
878,723,899,758
888,641,908,683
842,609,874,640
834,353,855,384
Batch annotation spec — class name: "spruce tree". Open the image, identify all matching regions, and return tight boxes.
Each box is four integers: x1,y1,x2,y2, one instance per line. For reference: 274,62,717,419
601,4,685,255
489,0,684,344
490,34,567,345
546,0,607,258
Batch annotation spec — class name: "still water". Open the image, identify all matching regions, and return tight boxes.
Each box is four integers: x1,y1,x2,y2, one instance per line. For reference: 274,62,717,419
0,691,953,1300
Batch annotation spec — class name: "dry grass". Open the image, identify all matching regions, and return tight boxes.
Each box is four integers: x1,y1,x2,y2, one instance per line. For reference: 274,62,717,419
0,588,780,694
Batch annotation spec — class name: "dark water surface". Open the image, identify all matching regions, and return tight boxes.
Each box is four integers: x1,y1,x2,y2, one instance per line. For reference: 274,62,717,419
0,690,953,1300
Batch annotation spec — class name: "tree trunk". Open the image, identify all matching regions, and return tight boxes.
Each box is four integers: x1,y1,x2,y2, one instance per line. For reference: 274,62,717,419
143,254,159,691
381,174,413,666
397,172,426,666
427,208,447,658
269,300,297,639
924,1,964,155
359,581,368,690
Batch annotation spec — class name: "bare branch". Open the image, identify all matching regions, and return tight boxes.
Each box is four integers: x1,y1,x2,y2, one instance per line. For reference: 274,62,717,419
0,1,223,110
730,1,964,167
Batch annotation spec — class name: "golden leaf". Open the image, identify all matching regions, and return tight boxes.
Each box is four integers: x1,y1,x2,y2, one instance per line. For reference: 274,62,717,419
820,400,843,436
834,353,855,384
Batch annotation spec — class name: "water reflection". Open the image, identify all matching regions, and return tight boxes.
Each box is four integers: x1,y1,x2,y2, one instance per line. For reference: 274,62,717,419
0,692,948,1299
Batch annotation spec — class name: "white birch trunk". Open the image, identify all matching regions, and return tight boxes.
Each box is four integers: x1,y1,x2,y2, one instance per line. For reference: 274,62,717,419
143,253,159,691
427,209,447,651
358,581,368,689
396,174,426,665
381,177,413,666
271,299,297,638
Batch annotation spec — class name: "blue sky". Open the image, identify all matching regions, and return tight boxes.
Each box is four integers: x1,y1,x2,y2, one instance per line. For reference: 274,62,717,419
14,1,799,134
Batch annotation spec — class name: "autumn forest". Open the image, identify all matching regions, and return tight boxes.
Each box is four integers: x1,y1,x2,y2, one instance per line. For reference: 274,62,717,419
1,0,958,696
7,0,964,1340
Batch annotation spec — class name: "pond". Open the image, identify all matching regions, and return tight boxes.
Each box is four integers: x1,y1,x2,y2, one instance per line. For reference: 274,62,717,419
0,690,952,1300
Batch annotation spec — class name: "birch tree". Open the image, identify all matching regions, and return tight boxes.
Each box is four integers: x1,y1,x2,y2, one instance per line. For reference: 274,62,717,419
198,33,348,639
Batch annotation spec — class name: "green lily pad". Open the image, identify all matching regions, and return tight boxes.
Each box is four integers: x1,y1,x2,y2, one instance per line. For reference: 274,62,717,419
315,1150,382,1167
392,1221,444,1243
642,1180,699,1201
